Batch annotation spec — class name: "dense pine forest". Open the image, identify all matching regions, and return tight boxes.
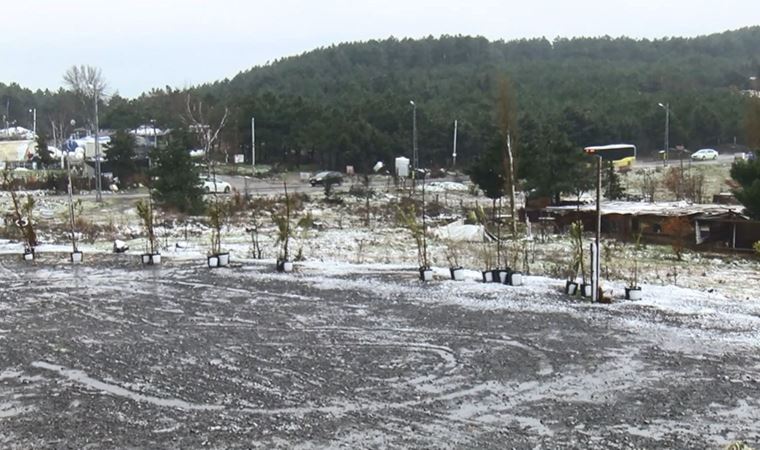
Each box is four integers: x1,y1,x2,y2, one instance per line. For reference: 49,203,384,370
2,27,760,170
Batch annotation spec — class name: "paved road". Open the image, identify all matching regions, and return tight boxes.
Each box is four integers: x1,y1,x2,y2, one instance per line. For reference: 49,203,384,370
217,174,406,195
635,153,735,169
1,255,758,448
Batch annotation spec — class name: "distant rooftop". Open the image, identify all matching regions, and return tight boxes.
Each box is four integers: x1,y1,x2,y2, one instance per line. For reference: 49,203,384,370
546,201,745,217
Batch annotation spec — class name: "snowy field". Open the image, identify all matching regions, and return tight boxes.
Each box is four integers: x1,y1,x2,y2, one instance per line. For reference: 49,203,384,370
1,254,759,449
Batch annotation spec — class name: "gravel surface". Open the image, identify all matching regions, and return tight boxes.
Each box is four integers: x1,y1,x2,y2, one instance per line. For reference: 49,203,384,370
0,254,758,449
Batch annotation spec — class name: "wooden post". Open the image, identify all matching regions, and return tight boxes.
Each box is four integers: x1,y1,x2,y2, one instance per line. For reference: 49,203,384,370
593,156,602,302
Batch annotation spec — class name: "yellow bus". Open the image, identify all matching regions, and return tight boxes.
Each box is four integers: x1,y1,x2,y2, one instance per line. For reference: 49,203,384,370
583,144,637,169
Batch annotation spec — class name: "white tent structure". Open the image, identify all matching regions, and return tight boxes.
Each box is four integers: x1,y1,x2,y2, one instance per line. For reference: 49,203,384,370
432,219,493,242
0,140,35,162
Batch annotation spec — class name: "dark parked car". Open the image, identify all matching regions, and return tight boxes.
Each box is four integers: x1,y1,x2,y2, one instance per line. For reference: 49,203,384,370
309,171,343,187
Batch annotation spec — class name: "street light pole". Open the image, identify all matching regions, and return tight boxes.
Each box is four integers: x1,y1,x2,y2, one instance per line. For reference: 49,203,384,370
29,108,36,135
452,119,458,168
658,102,670,167
410,100,418,170
593,155,602,302
94,95,102,202
67,119,77,254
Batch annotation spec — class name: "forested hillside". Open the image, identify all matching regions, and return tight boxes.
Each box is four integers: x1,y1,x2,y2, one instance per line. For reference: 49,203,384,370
2,27,759,170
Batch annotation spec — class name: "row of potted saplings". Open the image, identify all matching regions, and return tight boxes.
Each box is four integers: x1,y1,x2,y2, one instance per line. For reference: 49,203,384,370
14,205,639,299
420,265,524,286
563,266,641,301
13,198,297,273
562,221,642,301
417,241,524,286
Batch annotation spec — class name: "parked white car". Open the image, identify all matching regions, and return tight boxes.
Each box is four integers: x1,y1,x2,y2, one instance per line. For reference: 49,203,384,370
201,177,231,193
691,148,718,161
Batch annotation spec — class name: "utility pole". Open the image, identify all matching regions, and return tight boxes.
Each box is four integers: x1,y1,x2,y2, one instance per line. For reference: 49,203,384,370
592,155,602,302
251,116,255,171
94,96,102,202
67,119,77,254
452,120,458,168
4,99,9,135
411,101,418,170
29,108,36,135
665,105,669,166
658,102,670,167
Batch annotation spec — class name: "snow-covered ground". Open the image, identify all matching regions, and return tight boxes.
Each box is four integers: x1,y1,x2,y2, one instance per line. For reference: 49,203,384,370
2,185,759,303
1,181,759,448
0,254,758,448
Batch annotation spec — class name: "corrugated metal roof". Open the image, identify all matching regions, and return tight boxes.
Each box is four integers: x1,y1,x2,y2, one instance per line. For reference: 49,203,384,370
545,201,745,217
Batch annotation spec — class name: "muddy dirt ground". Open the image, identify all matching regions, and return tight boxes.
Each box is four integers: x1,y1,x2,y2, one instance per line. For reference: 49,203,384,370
0,255,758,449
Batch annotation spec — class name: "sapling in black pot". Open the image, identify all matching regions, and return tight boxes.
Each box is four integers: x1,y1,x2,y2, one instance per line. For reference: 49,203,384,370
274,180,294,272
246,200,263,259
65,156,83,263
206,199,230,268
3,168,38,261
478,238,495,282
625,233,643,300
473,205,501,282
398,202,431,281
136,199,160,265
565,221,586,296
492,198,510,284
446,240,464,281
505,239,524,286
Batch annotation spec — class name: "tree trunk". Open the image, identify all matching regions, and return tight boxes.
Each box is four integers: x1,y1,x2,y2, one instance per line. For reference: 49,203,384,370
507,131,517,237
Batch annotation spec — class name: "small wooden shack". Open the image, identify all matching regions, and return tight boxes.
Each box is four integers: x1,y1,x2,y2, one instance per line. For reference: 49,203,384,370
542,201,760,252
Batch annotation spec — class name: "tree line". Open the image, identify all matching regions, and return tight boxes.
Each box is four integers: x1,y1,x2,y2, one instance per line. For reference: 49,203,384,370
2,28,759,179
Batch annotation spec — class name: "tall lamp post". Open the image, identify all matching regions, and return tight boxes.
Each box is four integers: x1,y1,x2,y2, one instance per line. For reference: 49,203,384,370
452,119,458,168
410,100,418,174
29,108,36,136
94,96,102,201
251,116,255,171
67,119,80,261
658,102,670,167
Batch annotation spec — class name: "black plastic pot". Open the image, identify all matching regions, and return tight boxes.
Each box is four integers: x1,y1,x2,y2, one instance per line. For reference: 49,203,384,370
507,271,523,286
419,266,433,282
70,251,84,264
493,268,510,284
141,253,161,265
22,249,34,262
450,267,465,281
580,283,592,298
625,286,642,300
276,259,294,272
208,252,230,268
482,270,493,283
565,280,579,295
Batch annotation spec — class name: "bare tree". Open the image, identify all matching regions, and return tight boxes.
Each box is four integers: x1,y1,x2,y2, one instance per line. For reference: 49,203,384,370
184,95,229,178
63,65,108,201
497,77,519,237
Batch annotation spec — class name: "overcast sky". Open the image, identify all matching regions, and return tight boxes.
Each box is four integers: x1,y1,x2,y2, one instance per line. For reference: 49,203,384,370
2,0,758,97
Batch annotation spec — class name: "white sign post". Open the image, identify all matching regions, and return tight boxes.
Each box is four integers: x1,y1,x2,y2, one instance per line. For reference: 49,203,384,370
591,242,600,302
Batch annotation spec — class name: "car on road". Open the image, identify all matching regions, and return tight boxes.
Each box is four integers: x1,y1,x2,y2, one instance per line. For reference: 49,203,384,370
308,171,343,187
690,148,719,161
201,177,231,193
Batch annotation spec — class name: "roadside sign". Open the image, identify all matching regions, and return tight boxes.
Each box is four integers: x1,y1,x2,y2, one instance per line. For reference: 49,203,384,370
234,154,244,164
